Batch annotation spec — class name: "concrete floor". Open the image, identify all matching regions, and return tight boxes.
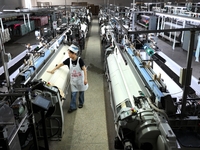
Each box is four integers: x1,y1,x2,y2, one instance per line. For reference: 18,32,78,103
2,17,115,150
156,37,200,79
1,17,200,150
47,18,110,150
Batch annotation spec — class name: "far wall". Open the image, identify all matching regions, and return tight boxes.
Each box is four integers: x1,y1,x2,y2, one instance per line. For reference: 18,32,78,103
34,0,133,7
3,0,200,10
34,0,200,6
0,0,22,9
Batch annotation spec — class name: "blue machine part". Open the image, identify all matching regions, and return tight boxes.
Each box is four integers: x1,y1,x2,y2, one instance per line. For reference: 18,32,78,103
57,36,64,45
19,49,53,83
124,45,167,107
20,67,35,81
34,50,52,69
49,35,64,51
17,32,66,84
143,43,155,57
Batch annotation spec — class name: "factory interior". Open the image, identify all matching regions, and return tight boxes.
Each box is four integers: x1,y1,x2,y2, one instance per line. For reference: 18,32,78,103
1,0,200,150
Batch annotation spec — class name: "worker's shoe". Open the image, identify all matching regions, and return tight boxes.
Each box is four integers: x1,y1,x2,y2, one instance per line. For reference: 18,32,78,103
78,104,83,108
68,108,77,113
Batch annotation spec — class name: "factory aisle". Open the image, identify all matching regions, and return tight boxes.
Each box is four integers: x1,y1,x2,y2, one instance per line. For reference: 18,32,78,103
48,18,109,150
3,17,199,150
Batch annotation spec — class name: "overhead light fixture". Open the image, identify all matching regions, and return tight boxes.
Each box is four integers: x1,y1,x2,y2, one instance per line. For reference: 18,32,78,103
3,9,20,12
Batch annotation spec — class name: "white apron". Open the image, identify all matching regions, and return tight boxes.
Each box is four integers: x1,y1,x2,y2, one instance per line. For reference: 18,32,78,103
69,57,88,92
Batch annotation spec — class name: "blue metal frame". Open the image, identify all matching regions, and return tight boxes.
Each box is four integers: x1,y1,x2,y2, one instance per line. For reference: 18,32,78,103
18,32,66,84
125,45,165,105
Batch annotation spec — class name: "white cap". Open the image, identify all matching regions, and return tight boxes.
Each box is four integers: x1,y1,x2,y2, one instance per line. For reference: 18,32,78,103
68,44,79,53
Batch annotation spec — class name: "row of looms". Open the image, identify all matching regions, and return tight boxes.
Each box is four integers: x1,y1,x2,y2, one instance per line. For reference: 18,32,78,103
0,5,91,150
99,3,200,150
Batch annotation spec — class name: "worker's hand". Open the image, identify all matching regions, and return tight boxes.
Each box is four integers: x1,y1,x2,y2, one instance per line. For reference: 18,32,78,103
84,79,88,85
47,70,55,74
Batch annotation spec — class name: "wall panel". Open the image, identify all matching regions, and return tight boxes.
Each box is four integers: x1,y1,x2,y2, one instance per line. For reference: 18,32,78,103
0,0,22,9
2,0,200,10
35,0,133,7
